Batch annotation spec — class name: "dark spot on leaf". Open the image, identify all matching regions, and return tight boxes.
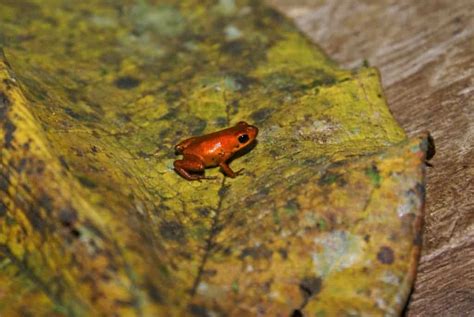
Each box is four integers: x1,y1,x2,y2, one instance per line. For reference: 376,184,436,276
159,129,169,139
88,218,108,237
162,110,180,125
59,207,78,227
164,89,183,103
145,282,163,303
100,52,123,65
328,77,345,87
77,175,97,189
226,72,257,91
92,130,101,139
188,304,210,317
70,228,81,239
259,186,270,196
318,171,344,186
291,309,303,317
278,248,288,259
22,185,32,195
218,185,230,198
137,150,152,158
0,201,6,217
202,269,217,277
364,235,370,242
114,76,141,89
198,207,210,217
377,246,395,264
240,245,273,260
220,40,246,56
101,273,111,282
15,158,28,173
269,149,279,158
64,87,80,103
284,199,300,215
64,107,82,120
365,164,381,187
4,120,16,148
0,92,10,118
190,117,207,136
39,194,53,213
299,276,322,297
59,156,69,170
3,79,16,90
210,223,223,236
250,107,272,123
222,247,232,256
229,99,239,115
215,116,227,127
310,76,336,87
34,160,46,175
389,233,398,242
160,221,186,242
263,72,300,92
0,173,9,191
117,112,132,123
26,205,45,232
262,7,285,25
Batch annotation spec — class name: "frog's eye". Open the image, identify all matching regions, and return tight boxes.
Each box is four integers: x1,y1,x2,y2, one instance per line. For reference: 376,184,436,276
238,134,249,144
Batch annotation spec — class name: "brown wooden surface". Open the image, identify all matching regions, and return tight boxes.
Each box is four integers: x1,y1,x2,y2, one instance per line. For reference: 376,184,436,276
267,1,474,316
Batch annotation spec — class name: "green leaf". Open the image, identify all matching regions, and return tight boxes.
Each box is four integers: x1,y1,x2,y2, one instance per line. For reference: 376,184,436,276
0,0,431,315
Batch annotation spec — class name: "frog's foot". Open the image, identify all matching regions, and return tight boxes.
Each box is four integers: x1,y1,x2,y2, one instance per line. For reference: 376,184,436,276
174,159,207,181
220,162,245,178
177,172,217,182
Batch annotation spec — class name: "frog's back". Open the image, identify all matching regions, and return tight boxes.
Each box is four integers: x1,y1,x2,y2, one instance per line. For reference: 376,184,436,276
183,136,227,163
178,126,227,150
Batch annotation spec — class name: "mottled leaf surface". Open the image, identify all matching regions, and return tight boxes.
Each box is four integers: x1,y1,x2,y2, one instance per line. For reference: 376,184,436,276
0,0,430,316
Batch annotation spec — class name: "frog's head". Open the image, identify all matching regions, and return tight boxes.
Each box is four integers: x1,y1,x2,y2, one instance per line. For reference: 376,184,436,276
232,121,258,152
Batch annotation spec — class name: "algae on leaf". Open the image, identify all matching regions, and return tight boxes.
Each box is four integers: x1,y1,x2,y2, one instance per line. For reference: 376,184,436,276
1,0,429,316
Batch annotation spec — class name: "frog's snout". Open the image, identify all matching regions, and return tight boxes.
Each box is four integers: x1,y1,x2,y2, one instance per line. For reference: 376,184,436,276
247,125,259,139
175,144,183,154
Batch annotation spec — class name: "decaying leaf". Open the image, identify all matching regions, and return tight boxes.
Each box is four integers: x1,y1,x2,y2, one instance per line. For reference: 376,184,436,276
0,0,431,316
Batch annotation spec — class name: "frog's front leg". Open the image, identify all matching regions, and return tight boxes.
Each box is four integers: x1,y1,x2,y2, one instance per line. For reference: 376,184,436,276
174,154,215,181
219,162,244,178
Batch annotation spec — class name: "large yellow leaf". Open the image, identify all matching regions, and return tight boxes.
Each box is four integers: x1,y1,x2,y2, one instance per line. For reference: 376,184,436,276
0,0,432,316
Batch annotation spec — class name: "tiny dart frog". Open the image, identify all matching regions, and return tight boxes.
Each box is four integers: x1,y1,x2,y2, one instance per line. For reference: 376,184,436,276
174,121,259,181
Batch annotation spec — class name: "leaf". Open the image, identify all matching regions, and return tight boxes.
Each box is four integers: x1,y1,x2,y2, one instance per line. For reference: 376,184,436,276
0,0,431,315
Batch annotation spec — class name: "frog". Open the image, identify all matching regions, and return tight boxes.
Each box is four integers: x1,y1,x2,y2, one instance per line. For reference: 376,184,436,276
173,121,259,181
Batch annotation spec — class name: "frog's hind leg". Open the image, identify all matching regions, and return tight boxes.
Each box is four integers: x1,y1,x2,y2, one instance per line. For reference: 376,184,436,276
174,155,215,181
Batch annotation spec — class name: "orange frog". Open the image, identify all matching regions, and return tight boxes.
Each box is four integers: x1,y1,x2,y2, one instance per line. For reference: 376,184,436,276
174,121,259,181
